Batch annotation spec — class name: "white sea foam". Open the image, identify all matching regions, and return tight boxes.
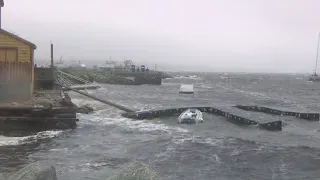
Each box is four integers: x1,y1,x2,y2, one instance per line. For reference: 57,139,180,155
0,130,63,146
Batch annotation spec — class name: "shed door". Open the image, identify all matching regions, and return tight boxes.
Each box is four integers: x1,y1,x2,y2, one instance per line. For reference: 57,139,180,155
0,48,31,82
0,48,31,101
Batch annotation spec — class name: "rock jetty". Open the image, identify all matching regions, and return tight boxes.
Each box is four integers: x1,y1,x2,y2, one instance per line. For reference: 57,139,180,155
6,161,57,180
2,161,159,180
107,161,160,180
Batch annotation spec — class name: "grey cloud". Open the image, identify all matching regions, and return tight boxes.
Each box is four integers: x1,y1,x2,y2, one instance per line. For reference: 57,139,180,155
2,0,320,73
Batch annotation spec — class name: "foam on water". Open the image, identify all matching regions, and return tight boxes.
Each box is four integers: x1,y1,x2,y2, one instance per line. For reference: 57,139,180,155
68,162,109,172
196,84,215,90
71,98,105,109
0,130,63,146
216,83,271,100
79,109,189,134
282,122,320,139
70,92,187,134
155,134,233,167
215,83,309,111
173,75,202,80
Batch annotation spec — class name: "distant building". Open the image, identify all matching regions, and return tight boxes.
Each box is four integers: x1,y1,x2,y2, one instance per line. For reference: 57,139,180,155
0,1,37,101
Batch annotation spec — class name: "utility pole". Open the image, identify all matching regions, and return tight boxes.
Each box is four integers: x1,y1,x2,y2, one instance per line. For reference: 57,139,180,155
0,0,4,29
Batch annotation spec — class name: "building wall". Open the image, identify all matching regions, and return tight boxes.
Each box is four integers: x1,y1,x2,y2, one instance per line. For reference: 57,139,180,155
30,50,34,97
0,31,34,101
0,32,32,62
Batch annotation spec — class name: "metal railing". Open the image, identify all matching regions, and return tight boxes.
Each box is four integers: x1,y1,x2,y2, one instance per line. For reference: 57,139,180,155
54,69,91,87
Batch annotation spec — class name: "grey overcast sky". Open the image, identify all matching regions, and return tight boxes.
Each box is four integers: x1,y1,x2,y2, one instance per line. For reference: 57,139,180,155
2,0,320,73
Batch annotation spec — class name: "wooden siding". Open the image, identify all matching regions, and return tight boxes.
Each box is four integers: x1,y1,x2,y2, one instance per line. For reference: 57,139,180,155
0,31,34,100
30,50,34,97
0,32,32,62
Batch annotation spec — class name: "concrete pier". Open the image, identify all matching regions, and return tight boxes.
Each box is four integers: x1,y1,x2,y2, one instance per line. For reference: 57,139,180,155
235,105,320,121
122,106,282,131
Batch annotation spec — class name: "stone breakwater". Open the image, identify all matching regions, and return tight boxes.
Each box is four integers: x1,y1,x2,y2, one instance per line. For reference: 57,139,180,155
57,67,134,85
57,67,170,85
1,161,159,180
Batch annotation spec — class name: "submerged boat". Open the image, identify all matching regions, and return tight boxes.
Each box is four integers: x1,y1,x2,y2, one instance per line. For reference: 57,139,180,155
177,109,203,124
309,32,320,82
309,73,320,82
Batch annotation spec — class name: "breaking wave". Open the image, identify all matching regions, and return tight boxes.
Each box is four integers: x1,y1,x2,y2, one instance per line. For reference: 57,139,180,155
0,130,63,146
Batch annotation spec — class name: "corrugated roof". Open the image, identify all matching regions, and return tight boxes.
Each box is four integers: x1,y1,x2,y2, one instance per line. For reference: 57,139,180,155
0,29,37,49
0,0,4,7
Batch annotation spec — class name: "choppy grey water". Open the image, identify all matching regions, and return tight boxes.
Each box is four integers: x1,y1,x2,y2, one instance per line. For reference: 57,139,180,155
1,72,320,180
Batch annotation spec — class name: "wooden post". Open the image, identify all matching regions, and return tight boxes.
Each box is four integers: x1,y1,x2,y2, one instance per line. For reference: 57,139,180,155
0,7,2,29
50,42,54,68
0,119,3,131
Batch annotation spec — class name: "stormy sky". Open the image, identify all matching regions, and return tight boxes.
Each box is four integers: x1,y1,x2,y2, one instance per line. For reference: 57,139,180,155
2,0,320,73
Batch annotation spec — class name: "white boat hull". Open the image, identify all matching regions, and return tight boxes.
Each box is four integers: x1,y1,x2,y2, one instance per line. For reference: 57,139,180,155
179,84,194,94
177,109,203,124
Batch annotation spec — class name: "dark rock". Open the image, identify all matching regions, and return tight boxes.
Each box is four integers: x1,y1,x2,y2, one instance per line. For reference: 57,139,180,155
37,98,53,108
55,113,76,118
56,121,69,130
0,173,5,180
65,120,77,129
107,161,160,180
72,103,79,109
83,105,94,112
76,105,94,114
7,161,57,180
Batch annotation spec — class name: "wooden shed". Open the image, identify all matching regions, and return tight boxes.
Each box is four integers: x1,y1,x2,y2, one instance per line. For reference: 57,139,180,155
0,29,37,102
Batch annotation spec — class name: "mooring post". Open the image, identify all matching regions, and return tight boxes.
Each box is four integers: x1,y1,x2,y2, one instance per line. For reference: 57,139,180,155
0,119,3,131
50,42,54,68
